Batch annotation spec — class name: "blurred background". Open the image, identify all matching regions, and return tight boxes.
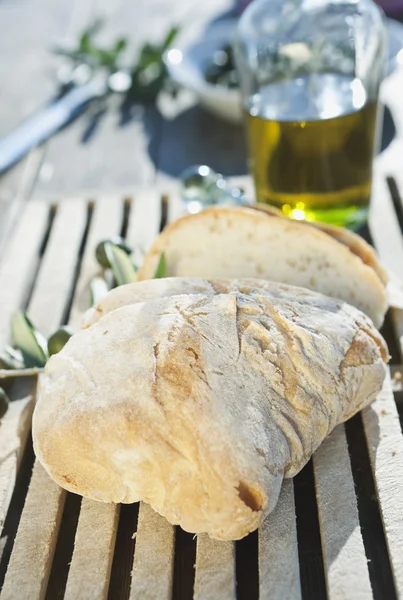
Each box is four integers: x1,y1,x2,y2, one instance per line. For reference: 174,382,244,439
0,0,402,240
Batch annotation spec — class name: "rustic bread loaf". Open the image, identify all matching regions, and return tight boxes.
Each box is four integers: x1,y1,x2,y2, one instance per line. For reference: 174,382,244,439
82,277,214,328
251,203,388,284
33,279,388,540
136,207,388,328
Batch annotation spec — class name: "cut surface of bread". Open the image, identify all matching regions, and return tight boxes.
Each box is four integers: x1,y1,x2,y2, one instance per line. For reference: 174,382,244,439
136,207,388,328
251,203,388,284
33,278,388,540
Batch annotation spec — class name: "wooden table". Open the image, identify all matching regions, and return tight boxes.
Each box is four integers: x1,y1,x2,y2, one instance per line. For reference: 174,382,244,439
0,0,247,248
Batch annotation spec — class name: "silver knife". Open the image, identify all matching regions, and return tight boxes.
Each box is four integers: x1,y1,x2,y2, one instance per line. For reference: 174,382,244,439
0,76,107,174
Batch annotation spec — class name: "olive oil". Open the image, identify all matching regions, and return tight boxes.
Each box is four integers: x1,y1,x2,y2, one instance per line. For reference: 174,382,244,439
246,74,379,227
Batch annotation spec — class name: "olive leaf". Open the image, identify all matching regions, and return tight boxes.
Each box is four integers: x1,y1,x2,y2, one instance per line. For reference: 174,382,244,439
0,347,24,370
153,252,166,279
0,348,25,390
0,387,9,419
95,237,133,269
162,26,180,50
53,20,179,102
11,312,49,368
127,26,180,101
53,19,128,72
90,276,109,306
105,243,137,286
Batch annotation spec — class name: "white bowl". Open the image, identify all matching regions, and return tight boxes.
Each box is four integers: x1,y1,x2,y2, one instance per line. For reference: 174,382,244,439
164,20,243,124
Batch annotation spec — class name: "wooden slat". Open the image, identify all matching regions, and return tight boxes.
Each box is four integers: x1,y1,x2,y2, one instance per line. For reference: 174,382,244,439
313,425,372,599
258,479,301,600
362,373,403,598
64,196,123,597
28,200,88,335
163,180,183,223
69,195,123,329
0,462,66,600
1,199,88,600
64,501,120,600
194,535,235,600
369,174,403,288
130,503,175,600
0,149,45,258
0,200,48,345
0,201,49,537
0,395,34,537
391,309,403,363
369,148,403,595
123,190,172,600
125,188,162,251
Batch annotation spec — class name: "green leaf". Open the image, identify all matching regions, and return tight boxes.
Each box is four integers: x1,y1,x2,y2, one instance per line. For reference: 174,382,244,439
105,243,137,286
114,38,128,55
86,18,104,37
137,44,161,67
0,354,23,371
154,252,166,279
79,18,104,54
3,346,25,368
52,23,180,103
90,276,109,306
0,347,25,391
48,326,74,356
162,26,179,50
95,237,133,269
0,387,9,419
52,47,82,60
79,31,93,54
11,312,49,368
94,48,116,67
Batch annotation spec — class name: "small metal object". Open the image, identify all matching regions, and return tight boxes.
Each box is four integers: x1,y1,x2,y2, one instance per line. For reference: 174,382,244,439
180,165,249,214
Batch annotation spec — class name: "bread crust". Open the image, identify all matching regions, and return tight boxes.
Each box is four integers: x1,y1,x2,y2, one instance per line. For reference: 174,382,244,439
251,203,388,284
33,278,388,540
136,207,388,328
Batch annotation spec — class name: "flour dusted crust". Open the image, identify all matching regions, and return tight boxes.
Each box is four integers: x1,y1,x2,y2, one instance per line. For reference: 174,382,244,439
33,279,388,540
136,207,388,328
82,277,215,328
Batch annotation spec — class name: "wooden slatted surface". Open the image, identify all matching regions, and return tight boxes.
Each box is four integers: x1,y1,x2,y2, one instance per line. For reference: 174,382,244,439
130,503,175,600
0,178,402,600
0,202,48,536
258,480,301,600
1,200,88,600
62,196,123,600
313,426,372,599
64,501,120,600
194,536,235,600
362,374,403,598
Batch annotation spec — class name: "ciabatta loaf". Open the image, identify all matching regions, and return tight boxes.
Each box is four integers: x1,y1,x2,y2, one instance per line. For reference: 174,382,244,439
137,207,387,327
33,278,388,540
252,203,388,284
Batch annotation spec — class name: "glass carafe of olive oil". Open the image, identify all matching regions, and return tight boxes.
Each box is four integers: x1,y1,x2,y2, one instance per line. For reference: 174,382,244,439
234,0,386,227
